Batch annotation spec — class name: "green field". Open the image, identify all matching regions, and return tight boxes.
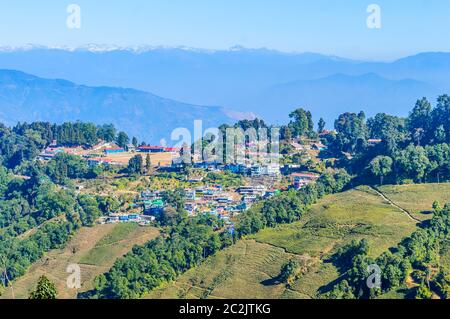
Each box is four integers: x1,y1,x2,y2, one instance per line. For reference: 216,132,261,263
378,183,450,221
147,184,450,299
1,223,159,299
147,240,314,299
79,223,151,266
253,186,418,258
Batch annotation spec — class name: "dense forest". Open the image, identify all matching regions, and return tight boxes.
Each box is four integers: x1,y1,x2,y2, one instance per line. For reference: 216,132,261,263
324,95,450,185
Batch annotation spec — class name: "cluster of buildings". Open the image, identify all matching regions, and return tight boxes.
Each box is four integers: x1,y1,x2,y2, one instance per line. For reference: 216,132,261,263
38,144,84,161
184,186,235,221
40,138,326,231
97,171,320,227
112,182,281,228
99,190,164,225
98,144,182,155
290,139,328,153
141,190,165,216
290,173,320,189
99,213,156,226
173,160,282,177
184,184,282,218
224,163,281,177
137,146,181,154
38,140,181,168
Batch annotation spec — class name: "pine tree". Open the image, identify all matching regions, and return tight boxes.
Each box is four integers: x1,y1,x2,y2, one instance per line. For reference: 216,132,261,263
127,155,143,175
29,276,57,299
145,153,152,173
318,118,326,134
132,137,138,147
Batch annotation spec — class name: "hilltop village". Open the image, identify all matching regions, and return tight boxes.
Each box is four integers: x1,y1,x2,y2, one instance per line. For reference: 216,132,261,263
37,135,327,230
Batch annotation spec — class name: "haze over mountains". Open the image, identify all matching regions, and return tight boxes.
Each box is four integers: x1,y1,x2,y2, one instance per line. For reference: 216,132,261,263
0,69,237,143
0,46,449,134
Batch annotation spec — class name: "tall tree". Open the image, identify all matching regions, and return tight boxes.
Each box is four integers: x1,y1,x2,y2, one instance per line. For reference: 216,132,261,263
281,126,293,142
127,155,143,175
116,131,129,148
425,143,450,183
288,108,314,138
318,118,326,134
432,95,450,143
367,113,406,141
145,153,152,173
369,156,393,185
434,125,447,144
132,137,138,147
29,276,57,299
395,145,431,182
408,98,433,145
97,124,116,142
334,112,368,153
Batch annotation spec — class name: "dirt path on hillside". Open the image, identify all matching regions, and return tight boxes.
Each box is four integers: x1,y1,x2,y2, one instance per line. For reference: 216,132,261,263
369,186,421,223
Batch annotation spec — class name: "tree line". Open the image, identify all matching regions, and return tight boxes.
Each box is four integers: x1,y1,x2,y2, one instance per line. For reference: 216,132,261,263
324,203,449,299
322,95,450,185
0,121,133,169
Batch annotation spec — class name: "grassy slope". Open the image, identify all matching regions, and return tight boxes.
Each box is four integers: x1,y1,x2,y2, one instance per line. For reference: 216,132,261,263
147,240,314,299
378,183,450,221
254,186,418,258
1,223,159,299
147,184,450,299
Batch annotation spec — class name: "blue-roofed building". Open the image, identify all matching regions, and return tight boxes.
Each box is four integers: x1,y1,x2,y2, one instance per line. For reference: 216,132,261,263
104,147,125,155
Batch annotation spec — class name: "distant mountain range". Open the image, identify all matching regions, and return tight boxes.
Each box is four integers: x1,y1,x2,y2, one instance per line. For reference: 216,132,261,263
258,73,439,124
0,46,449,129
0,69,247,143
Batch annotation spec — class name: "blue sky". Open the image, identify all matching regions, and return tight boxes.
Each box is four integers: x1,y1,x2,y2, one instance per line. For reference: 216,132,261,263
0,0,448,60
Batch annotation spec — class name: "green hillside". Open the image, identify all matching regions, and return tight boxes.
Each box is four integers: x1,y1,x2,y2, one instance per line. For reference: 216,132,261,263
1,223,159,299
146,184,450,299
377,183,450,221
